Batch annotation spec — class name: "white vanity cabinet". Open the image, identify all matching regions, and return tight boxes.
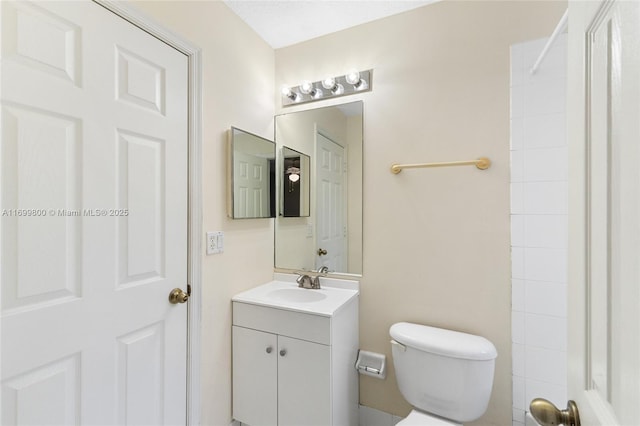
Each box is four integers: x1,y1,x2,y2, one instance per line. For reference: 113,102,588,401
231,284,358,426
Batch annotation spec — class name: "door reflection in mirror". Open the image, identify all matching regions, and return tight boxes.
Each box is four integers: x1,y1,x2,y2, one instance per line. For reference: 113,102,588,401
228,127,276,219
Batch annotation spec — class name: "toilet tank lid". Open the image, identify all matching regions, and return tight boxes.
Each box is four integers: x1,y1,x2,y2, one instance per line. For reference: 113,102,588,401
390,322,497,361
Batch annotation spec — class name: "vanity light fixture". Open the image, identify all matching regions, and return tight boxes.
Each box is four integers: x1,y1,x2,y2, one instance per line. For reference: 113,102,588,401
281,69,372,106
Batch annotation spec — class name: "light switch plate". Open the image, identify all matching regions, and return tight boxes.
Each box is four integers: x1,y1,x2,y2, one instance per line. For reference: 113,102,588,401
206,231,224,255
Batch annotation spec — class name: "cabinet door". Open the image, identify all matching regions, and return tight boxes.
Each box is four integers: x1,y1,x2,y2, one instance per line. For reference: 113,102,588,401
277,336,331,426
232,326,277,425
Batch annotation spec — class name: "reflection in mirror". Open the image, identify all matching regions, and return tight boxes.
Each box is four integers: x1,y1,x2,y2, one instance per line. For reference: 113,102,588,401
227,127,276,219
275,101,363,276
281,147,310,217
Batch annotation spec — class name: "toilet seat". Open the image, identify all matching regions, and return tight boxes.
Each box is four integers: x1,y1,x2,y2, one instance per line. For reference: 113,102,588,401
396,409,462,426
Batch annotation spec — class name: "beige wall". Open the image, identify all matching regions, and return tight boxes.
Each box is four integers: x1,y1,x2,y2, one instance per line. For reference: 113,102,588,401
275,1,566,425
128,2,275,425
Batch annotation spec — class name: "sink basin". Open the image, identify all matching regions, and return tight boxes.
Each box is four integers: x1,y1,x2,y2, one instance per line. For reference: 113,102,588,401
232,278,359,316
267,288,327,303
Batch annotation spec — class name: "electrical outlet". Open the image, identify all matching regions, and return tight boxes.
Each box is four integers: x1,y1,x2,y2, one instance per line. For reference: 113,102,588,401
206,231,224,255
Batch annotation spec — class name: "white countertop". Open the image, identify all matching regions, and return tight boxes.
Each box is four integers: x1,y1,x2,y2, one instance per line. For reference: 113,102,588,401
232,275,359,317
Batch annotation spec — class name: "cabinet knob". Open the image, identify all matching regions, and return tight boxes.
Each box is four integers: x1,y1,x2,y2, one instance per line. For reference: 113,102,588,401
266,346,272,354
279,349,287,357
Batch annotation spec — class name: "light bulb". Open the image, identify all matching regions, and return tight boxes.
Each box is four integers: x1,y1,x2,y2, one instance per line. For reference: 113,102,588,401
322,77,336,90
288,173,300,183
299,81,314,94
345,70,360,85
299,81,323,99
281,85,300,102
345,70,367,90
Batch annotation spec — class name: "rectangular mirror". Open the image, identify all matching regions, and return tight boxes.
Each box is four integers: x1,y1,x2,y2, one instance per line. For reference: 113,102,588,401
281,146,310,217
275,101,363,275
227,127,276,219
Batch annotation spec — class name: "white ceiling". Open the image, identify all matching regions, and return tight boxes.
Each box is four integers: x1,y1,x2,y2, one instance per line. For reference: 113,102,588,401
223,0,439,49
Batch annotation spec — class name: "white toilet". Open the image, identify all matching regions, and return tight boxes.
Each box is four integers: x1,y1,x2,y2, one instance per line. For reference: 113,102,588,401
389,322,498,425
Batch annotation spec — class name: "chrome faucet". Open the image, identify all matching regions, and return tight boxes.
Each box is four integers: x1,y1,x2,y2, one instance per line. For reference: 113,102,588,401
316,266,329,274
296,273,321,289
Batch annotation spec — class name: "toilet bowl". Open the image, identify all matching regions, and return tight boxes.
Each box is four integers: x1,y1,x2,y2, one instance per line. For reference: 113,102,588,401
390,322,497,425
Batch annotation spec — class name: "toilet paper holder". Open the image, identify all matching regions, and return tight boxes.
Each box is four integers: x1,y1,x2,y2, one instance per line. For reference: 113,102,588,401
355,350,386,379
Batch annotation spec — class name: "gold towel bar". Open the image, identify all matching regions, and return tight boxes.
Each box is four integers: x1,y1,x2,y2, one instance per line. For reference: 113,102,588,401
390,157,491,174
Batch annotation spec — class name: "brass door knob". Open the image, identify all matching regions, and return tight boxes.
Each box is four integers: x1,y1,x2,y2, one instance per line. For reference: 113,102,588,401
168,288,189,304
530,398,580,426
317,248,328,256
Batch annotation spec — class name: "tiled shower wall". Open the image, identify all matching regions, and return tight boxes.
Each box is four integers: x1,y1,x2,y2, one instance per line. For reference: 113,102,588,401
510,35,568,426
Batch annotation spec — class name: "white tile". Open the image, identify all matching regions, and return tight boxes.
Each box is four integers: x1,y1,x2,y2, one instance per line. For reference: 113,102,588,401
513,343,525,377
513,376,526,410
524,248,567,282
511,117,525,151
524,79,566,116
524,147,568,182
512,247,525,279
523,182,568,215
525,346,567,386
524,215,568,248
511,150,525,183
359,405,393,426
511,215,525,247
524,380,567,411
524,35,567,86
525,313,567,351
512,278,525,311
526,281,567,317
512,311,525,344
524,114,566,149
511,183,524,214
511,85,525,119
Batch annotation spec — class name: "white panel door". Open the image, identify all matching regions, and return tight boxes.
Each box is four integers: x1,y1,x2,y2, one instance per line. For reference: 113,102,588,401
0,1,189,424
565,0,640,424
234,151,270,218
315,133,346,272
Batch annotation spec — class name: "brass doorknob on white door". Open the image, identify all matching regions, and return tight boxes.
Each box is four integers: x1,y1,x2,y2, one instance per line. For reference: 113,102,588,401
168,288,189,304
530,398,580,426
317,248,328,256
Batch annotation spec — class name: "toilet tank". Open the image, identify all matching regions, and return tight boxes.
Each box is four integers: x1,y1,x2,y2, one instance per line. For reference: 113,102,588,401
389,322,497,423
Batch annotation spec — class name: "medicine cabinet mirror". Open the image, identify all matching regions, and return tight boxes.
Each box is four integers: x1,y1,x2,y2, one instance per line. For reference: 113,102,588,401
275,101,363,275
227,127,276,219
